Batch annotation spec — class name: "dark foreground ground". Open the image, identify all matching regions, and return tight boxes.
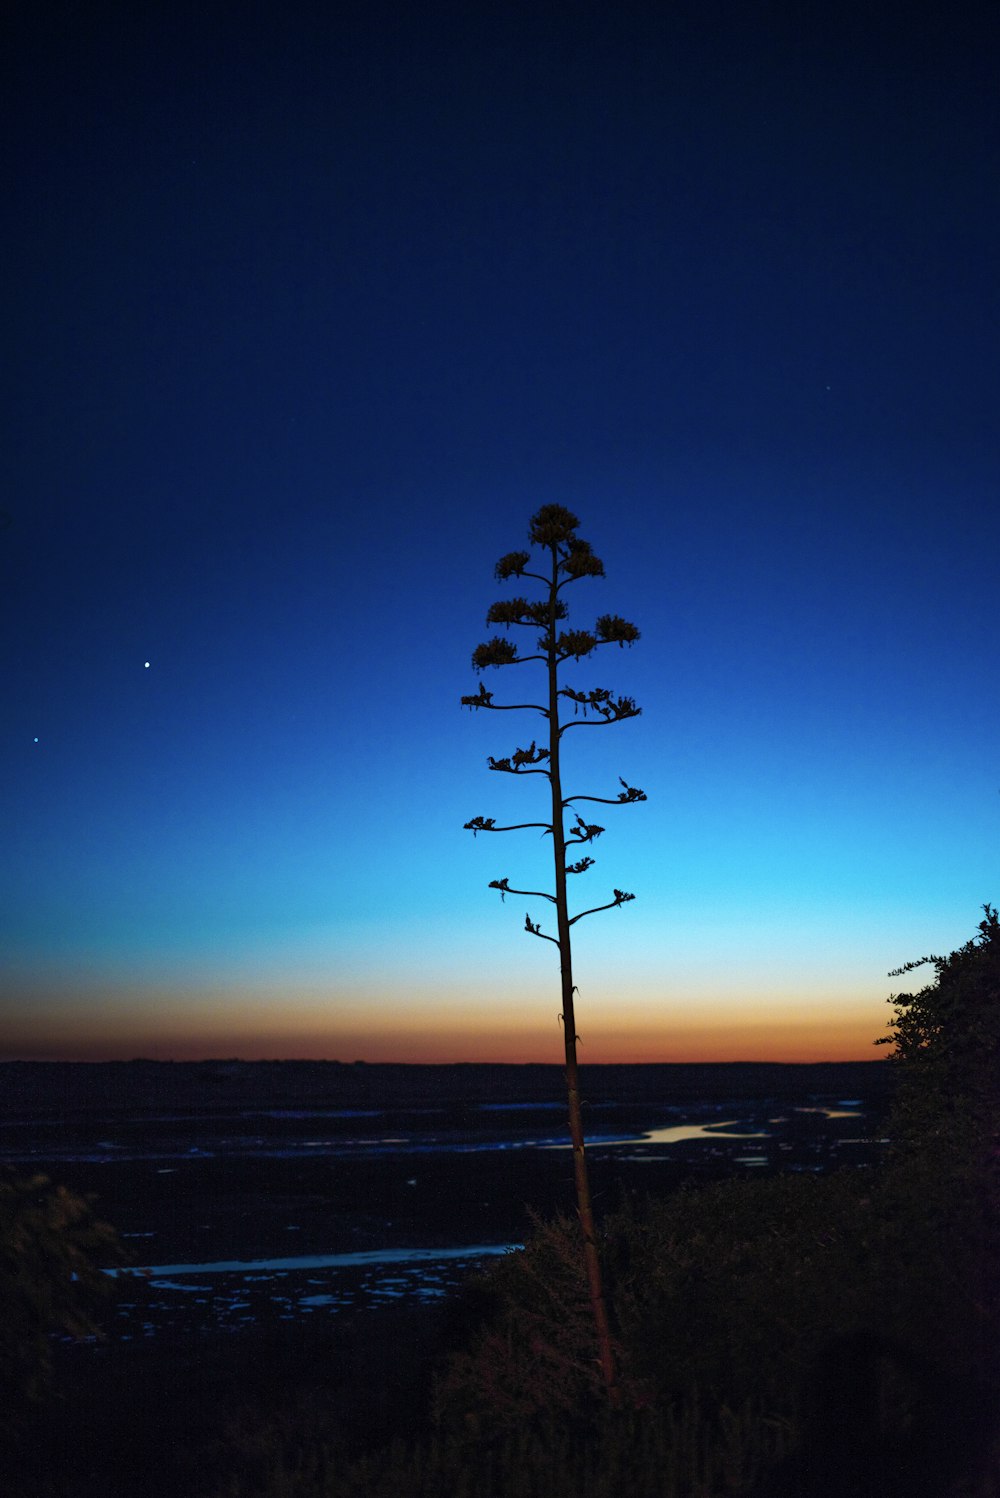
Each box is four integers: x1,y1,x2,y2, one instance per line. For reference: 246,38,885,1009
19,1301,452,1498
3,1061,895,1497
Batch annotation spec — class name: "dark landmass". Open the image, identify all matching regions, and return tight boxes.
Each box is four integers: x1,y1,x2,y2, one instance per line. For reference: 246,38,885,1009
4,1057,942,1498
0,1057,892,1116
0,1057,892,1287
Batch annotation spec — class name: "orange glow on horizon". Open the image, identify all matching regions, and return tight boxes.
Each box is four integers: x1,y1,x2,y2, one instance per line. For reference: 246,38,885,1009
1,1021,883,1066
0,972,891,1066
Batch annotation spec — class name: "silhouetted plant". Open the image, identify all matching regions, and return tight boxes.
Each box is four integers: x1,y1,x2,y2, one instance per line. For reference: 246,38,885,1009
0,1169,126,1426
434,1176,880,1431
433,1211,622,1427
462,504,645,1403
874,904,1000,1407
878,903,999,1170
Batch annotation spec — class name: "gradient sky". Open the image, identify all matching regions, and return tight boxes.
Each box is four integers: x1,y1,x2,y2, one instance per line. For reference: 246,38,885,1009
2,0,997,1063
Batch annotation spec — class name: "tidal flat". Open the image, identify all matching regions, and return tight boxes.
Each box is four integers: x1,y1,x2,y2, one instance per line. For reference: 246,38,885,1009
2,1060,894,1497
2,1059,889,1339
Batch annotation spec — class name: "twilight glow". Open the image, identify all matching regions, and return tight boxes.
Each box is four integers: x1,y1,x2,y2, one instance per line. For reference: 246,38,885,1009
2,1,996,1063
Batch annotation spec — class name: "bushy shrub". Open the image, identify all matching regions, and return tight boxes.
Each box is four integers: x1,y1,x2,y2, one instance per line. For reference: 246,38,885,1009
0,1169,126,1421
880,905,999,1181
614,1171,883,1409
206,1402,794,1498
432,1210,621,1428
874,905,1000,1392
434,1172,883,1429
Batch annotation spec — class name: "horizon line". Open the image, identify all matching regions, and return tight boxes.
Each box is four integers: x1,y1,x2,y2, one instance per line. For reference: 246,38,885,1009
0,1054,891,1067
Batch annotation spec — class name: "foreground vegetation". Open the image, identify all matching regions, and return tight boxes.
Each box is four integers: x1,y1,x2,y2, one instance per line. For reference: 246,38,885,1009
4,910,997,1495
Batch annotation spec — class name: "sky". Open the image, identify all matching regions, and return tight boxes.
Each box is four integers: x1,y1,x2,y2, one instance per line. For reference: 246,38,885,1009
1,0,997,1064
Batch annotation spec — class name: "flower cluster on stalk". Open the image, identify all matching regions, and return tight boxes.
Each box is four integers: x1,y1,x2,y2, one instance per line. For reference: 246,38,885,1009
462,503,645,945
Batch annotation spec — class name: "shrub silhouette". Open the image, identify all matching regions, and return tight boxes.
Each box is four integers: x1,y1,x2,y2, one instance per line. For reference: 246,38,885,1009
0,1169,126,1425
879,903,999,1174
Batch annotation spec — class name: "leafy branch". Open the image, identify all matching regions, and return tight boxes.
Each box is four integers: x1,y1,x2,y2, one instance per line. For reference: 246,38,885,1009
565,814,605,846
461,682,549,716
488,877,557,906
565,778,648,808
559,686,641,726
472,637,545,670
524,913,561,946
464,816,553,837
568,890,636,927
487,597,568,629
487,741,551,775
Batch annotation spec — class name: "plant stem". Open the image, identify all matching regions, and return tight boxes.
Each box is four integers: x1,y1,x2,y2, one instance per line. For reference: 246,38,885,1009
545,541,619,1406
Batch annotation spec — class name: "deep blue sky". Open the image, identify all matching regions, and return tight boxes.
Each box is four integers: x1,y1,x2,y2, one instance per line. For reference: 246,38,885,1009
2,0,997,1061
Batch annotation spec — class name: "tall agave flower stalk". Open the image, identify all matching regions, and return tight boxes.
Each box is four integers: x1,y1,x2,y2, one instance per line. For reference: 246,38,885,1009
462,503,645,1403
